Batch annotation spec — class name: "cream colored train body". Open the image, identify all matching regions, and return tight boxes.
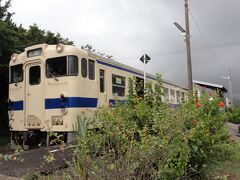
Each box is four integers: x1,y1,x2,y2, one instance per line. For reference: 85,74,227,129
8,44,188,146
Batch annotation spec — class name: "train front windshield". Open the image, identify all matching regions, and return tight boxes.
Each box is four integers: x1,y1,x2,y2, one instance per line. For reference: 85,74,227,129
10,64,23,84
46,56,78,78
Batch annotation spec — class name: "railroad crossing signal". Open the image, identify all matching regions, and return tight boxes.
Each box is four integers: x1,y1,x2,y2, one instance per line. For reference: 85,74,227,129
140,54,151,64
140,54,151,91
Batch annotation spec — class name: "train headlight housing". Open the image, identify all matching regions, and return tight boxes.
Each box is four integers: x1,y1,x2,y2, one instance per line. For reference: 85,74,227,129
11,54,18,62
52,116,63,125
56,44,64,53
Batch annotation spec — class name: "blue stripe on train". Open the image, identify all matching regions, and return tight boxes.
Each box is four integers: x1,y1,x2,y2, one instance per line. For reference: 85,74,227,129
109,99,125,107
45,97,98,109
9,101,24,111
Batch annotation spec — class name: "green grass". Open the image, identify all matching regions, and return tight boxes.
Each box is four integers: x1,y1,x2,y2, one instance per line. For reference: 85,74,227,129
206,142,240,180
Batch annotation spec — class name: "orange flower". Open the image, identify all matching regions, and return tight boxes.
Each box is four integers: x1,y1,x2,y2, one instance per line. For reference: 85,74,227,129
196,102,201,109
218,101,224,108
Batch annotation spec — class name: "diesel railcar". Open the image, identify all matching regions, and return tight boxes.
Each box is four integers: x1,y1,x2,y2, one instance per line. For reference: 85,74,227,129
8,44,188,148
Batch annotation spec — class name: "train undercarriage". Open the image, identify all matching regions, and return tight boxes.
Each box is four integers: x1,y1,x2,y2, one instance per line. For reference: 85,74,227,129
11,131,74,150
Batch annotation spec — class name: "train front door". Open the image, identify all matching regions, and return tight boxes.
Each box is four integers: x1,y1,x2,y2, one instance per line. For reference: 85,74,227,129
25,62,44,129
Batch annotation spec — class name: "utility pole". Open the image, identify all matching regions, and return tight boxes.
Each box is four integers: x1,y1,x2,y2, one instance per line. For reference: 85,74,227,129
221,68,234,108
184,0,193,92
228,68,234,107
174,0,193,93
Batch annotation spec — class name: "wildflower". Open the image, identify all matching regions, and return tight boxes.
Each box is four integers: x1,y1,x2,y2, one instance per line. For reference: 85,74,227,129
196,102,201,109
218,101,224,108
192,120,197,126
208,92,212,96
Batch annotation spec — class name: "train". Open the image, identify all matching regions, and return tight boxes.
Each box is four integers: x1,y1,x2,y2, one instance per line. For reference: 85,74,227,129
8,43,188,148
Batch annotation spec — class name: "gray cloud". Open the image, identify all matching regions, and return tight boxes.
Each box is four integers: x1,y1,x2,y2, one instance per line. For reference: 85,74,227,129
9,0,240,104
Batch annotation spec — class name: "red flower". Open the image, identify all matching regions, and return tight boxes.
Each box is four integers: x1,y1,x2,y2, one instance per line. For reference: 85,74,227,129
218,101,224,108
192,120,197,126
196,102,201,109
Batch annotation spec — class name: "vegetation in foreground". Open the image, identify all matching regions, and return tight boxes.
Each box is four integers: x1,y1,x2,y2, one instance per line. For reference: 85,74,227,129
206,142,240,180
54,75,234,180
227,106,240,124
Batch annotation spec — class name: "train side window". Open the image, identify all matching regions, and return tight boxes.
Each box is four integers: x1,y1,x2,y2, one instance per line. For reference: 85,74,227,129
164,88,169,102
181,92,185,102
136,77,144,97
170,89,175,102
81,58,87,78
10,64,23,84
89,60,95,80
100,69,105,93
185,93,188,101
112,74,125,97
177,91,181,103
29,66,41,85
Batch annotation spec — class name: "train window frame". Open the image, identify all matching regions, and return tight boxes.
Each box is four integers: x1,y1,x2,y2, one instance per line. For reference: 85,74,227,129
170,89,175,103
181,92,185,102
68,56,78,76
9,64,23,84
46,55,78,78
176,91,181,103
88,59,95,80
112,74,126,97
136,77,144,97
81,58,87,78
164,87,169,102
99,69,105,93
29,66,41,85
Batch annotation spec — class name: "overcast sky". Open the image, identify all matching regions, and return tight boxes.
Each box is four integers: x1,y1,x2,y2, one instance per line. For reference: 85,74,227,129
9,0,240,104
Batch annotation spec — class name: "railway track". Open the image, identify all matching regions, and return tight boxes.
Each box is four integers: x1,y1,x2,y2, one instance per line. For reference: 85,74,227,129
0,145,74,178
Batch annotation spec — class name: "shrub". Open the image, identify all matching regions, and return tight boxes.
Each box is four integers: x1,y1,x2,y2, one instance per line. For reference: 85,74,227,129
68,76,233,179
228,106,240,123
177,91,232,178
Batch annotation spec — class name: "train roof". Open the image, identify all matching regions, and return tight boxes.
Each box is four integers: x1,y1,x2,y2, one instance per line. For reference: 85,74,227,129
87,51,188,91
11,43,188,91
193,80,227,93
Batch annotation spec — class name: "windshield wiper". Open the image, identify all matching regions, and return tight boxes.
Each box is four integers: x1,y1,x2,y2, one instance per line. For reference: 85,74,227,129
49,72,59,81
14,77,21,86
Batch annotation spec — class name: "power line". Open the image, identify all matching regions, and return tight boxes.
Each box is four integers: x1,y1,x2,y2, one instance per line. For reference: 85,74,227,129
189,9,226,68
117,39,240,61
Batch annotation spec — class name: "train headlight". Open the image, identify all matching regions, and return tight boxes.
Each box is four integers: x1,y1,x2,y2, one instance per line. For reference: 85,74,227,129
51,116,63,125
56,44,64,53
11,54,18,62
